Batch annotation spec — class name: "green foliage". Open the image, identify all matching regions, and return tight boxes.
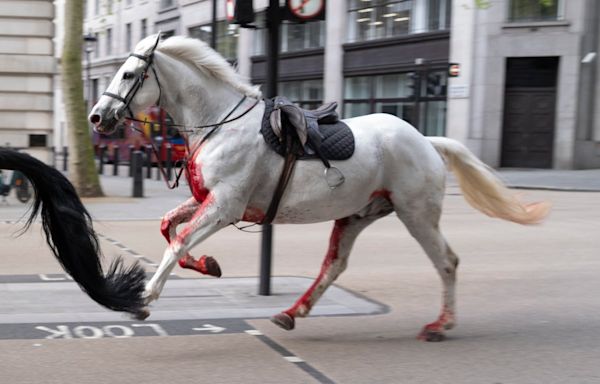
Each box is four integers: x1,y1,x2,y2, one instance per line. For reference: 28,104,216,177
474,0,491,9
539,0,554,7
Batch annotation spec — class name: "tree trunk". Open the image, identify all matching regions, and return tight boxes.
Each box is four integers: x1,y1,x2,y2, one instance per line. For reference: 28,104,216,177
62,0,103,197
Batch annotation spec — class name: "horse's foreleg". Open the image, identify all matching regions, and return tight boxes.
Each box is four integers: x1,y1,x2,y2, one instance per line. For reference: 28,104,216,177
160,197,221,277
143,193,232,307
160,197,198,243
271,215,379,331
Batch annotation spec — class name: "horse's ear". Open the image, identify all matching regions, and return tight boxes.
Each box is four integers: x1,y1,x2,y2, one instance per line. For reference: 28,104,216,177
147,32,161,54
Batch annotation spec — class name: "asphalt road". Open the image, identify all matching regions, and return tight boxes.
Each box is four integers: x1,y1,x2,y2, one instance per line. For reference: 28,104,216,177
0,186,599,384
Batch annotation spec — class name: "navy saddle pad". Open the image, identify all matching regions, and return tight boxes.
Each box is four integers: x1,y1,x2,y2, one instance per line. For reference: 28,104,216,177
260,98,355,161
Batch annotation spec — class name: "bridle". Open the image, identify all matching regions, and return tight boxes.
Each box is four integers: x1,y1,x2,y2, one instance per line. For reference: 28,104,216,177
101,36,259,131
99,35,260,191
102,53,161,121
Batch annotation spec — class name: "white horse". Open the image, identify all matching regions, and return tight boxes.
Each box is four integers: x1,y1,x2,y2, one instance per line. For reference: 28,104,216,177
89,34,549,341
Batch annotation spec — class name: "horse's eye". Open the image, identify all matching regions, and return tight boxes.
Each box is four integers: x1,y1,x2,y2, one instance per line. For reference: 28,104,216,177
122,72,135,80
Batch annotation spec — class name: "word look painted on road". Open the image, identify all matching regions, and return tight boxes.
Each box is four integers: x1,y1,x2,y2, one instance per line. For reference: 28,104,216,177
35,323,168,339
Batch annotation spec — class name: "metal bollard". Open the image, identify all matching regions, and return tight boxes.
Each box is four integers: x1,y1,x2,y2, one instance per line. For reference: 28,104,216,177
113,145,120,176
145,145,152,179
98,145,106,174
62,146,68,171
128,145,134,177
156,147,162,181
131,150,144,198
166,143,173,181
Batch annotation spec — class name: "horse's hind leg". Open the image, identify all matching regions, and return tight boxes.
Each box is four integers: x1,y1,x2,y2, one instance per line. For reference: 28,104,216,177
396,201,459,342
272,213,384,330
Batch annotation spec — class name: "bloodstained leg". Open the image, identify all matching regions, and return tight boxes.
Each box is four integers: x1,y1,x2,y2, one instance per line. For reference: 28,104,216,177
160,196,222,277
398,208,459,342
143,193,230,306
415,242,458,342
271,214,381,330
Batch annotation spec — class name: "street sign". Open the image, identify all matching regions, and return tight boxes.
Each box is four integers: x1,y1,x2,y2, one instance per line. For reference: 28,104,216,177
285,0,326,21
448,63,460,77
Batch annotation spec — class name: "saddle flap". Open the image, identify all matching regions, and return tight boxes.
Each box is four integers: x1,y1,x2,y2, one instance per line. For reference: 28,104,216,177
312,102,338,122
261,97,354,161
269,109,283,141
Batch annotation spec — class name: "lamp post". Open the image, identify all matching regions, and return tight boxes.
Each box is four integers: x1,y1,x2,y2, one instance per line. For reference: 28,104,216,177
83,33,97,113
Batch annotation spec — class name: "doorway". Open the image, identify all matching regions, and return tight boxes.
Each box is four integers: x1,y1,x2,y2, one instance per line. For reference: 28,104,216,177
501,57,558,168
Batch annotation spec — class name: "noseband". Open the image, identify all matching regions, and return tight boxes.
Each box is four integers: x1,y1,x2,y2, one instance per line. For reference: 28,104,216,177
102,52,162,120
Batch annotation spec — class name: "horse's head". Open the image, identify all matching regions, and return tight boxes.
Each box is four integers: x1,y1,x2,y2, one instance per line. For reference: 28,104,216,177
89,33,162,135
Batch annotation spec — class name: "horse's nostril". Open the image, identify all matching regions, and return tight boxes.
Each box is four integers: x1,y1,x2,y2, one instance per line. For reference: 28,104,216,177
90,114,101,124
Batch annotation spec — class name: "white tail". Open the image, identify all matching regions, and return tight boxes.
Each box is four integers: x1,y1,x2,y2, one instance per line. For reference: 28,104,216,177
427,137,550,225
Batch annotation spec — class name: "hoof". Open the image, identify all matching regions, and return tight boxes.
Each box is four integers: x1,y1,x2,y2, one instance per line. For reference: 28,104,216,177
271,312,295,331
202,256,222,278
417,328,446,342
178,255,222,278
132,307,150,321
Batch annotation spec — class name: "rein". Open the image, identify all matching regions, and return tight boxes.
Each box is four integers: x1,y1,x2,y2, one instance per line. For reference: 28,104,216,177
128,96,259,190
125,97,260,133
103,42,260,190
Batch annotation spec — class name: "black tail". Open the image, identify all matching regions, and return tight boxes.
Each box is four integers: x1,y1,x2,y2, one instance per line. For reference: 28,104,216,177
0,148,146,315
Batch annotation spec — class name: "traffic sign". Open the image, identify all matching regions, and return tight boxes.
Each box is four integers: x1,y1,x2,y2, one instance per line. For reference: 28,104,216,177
448,63,460,77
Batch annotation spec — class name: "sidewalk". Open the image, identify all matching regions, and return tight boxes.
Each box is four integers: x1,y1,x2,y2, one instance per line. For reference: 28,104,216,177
1,166,599,223
90,167,600,219
496,168,600,192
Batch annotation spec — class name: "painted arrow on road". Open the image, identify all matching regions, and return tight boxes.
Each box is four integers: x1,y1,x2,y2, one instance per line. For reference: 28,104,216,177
192,324,226,333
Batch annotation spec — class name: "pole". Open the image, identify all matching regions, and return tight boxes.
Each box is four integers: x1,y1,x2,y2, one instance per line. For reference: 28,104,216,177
86,49,92,113
113,145,120,176
132,151,144,198
211,0,218,49
259,0,281,296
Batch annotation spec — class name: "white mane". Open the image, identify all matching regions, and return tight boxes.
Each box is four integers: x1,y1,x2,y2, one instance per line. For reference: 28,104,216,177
136,35,262,98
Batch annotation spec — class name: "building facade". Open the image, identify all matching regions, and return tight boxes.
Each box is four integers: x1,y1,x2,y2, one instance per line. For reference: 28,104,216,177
79,0,600,169
448,0,600,169
0,0,55,162
82,0,451,141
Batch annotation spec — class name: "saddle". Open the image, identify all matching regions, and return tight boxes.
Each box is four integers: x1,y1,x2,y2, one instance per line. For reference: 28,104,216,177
260,97,355,224
261,97,354,162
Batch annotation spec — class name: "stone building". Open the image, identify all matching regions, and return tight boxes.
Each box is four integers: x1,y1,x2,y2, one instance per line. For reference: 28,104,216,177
80,0,600,169
448,0,600,169
0,0,55,162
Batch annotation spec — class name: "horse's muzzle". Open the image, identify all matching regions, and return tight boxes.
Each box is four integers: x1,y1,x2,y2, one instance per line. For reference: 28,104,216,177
90,114,119,135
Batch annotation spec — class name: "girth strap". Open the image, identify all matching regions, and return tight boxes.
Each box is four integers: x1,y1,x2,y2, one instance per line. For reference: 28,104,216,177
262,134,299,225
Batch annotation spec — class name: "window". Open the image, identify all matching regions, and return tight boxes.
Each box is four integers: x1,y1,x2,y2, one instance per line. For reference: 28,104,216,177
344,71,447,136
92,78,99,104
189,21,239,61
94,32,100,58
29,135,47,148
162,30,176,40
253,12,324,55
106,28,112,56
94,0,99,16
106,0,113,14
141,19,147,39
509,0,560,22
125,23,132,51
281,21,324,53
280,79,323,109
348,0,413,43
428,0,451,31
159,0,175,10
